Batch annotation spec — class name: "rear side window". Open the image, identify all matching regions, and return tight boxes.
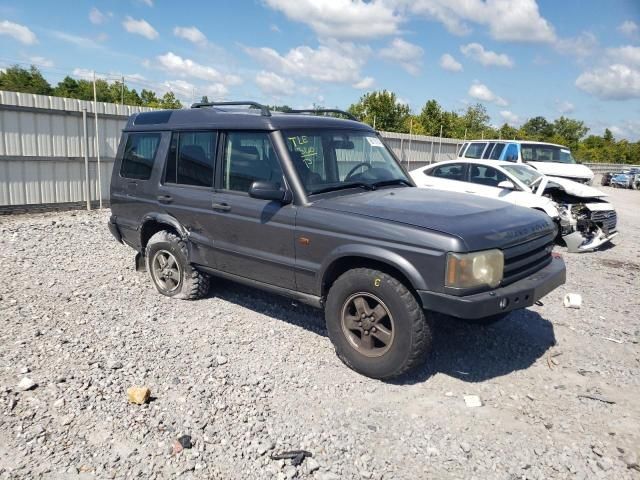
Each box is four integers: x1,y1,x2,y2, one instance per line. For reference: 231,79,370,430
457,143,468,156
430,163,466,181
504,144,519,162
464,143,487,159
165,131,217,187
482,142,496,159
490,143,506,160
120,132,161,180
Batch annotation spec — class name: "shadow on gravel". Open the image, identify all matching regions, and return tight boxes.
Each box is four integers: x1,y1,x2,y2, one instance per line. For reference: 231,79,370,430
209,280,327,337
393,309,556,385
207,279,555,385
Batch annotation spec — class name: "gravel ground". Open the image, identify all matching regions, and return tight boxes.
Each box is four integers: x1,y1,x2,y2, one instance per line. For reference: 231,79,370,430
1,186,639,480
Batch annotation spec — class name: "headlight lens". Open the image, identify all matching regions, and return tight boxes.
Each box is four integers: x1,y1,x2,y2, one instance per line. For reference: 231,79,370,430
446,249,504,289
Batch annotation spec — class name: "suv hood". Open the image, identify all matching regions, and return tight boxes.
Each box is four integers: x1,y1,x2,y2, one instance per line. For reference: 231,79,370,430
526,161,594,180
312,188,554,251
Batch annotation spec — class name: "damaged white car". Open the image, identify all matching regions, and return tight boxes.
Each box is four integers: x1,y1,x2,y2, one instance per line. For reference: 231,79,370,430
410,159,618,252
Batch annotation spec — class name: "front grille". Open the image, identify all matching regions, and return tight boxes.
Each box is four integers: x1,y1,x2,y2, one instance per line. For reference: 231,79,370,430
591,210,617,233
502,233,554,286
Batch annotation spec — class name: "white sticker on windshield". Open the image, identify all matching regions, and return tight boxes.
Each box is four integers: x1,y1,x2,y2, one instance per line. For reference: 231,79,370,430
366,137,384,147
560,148,570,154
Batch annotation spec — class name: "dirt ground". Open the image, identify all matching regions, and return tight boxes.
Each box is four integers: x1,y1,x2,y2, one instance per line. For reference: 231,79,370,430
0,186,639,479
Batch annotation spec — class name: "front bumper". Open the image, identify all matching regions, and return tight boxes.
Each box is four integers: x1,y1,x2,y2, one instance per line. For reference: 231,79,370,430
417,256,566,319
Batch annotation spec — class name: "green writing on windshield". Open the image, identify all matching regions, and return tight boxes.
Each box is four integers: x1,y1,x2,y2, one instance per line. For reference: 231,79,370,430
288,136,317,167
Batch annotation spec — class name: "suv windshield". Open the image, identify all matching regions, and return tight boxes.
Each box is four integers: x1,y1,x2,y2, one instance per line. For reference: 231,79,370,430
521,144,576,164
282,130,410,194
502,164,543,188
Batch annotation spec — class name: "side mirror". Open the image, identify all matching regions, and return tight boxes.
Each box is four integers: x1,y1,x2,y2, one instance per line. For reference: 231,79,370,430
248,181,288,202
498,180,516,190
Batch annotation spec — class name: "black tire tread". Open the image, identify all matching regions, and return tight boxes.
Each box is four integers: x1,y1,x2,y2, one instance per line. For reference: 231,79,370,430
329,268,432,379
145,230,209,300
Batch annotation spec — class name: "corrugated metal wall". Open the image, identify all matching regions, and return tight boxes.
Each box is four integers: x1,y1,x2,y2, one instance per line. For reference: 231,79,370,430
0,90,153,207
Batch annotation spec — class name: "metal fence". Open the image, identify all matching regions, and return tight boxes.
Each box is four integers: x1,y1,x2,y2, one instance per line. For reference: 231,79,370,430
0,90,636,212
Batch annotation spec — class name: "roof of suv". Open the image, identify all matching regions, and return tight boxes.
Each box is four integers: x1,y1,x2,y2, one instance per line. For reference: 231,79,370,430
420,159,529,169
464,139,569,148
124,106,373,132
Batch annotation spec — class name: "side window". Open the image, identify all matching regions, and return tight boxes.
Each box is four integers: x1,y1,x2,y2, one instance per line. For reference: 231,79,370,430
120,132,161,180
464,142,487,159
490,143,506,160
222,132,283,192
457,142,468,157
469,165,508,187
482,142,496,159
165,131,216,187
504,144,519,162
431,163,466,181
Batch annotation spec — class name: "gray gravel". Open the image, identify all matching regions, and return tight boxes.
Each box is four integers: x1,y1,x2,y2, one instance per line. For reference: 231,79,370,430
1,186,639,479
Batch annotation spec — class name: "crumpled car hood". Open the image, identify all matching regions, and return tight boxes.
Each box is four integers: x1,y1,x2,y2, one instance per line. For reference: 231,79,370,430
537,176,608,199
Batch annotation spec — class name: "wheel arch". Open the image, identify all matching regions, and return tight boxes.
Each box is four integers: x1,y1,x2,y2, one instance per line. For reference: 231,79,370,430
319,246,428,300
139,213,188,252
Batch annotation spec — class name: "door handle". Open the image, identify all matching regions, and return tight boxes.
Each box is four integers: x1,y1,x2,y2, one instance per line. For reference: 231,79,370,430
157,195,173,204
212,202,231,212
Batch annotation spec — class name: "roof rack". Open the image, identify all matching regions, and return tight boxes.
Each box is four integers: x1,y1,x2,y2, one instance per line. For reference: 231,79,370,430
287,109,358,121
190,101,271,117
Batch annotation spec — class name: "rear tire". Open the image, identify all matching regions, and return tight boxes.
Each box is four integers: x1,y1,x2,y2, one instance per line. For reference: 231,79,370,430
145,230,210,300
325,268,432,379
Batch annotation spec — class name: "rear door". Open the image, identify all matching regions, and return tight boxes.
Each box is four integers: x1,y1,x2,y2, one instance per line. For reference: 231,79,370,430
422,162,470,193
465,164,520,204
155,130,218,267
209,131,297,289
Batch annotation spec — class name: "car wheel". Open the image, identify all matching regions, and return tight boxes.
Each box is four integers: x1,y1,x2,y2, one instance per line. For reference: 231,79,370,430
145,230,210,300
325,268,432,379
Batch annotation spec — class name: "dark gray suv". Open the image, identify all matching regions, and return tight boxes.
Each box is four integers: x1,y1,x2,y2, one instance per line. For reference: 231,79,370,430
108,102,565,379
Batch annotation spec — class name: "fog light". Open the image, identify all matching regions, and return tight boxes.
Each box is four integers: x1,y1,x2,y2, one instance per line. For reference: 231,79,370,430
499,298,509,309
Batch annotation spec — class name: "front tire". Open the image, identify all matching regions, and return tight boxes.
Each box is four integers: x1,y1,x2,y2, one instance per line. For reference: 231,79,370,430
325,268,432,379
145,230,210,300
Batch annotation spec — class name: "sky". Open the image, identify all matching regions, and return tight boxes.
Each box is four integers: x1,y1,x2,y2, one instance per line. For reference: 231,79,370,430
1,0,639,140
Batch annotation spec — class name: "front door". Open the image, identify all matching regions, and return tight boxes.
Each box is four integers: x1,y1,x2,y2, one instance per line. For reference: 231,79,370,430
210,131,296,289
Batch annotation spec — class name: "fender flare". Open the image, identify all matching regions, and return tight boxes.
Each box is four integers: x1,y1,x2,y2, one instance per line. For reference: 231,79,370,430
316,244,429,294
139,213,192,260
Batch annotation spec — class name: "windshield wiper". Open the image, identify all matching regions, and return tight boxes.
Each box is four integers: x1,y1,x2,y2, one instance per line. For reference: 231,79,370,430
371,178,413,188
308,182,376,195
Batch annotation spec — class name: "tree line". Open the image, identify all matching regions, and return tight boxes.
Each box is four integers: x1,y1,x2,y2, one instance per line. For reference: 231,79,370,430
346,90,638,164
0,65,182,109
0,65,637,164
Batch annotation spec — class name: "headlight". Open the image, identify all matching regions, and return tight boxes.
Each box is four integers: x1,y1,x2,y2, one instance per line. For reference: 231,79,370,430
446,249,504,289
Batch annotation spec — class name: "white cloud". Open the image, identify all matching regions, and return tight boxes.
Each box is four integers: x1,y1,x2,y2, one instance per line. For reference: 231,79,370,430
402,0,555,43
576,64,640,100
499,110,520,126
0,20,37,45
270,24,281,33
51,31,104,50
263,0,401,38
556,100,575,114
89,7,110,25
468,82,508,106
122,16,158,40
439,53,463,72
140,0,153,6
244,40,371,85
460,43,513,68
255,71,295,96
618,20,638,38
29,56,54,68
379,38,423,75
554,32,598,58
72,68,94,80
607,45,640,68
353,77,375,89
152,52,242,86
173,26,207,46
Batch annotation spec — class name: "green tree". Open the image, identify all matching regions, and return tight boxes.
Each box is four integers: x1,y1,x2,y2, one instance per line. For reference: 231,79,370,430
348,90,410,132
0,65,52,95
498,123,518,140
459,103,491,139
159,91,182,109
520,116,554,141
552,116,589,150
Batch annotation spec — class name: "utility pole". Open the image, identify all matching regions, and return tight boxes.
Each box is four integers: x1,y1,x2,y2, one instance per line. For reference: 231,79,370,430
82,108,91,211
93,71,103,209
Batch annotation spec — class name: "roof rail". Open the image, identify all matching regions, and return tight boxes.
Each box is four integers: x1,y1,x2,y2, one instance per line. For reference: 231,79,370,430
190,101,271,117
287,109,358,121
